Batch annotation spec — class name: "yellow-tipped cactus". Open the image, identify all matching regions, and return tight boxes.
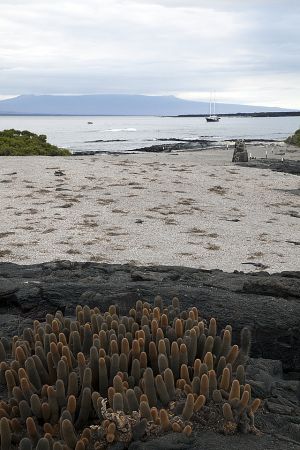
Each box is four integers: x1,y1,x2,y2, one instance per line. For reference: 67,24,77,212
0,298,261,447
194,394,205,412
143,368,157,407
172,422,182,432
36,438,50,450
229,379,240,401
250,398,261,414
222,403,234,422
140,401,152,421
219,367,231,391
112,392,124,412
0,417,11,450
182,424,192,436
159,409,170,431
155,374,170,406
182,393,194,421
200,373,209,399
61,419,77,449
106,422,116,443
26,417,39,444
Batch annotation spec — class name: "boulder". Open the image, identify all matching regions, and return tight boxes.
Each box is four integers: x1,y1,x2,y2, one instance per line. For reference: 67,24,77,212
0,277,19,300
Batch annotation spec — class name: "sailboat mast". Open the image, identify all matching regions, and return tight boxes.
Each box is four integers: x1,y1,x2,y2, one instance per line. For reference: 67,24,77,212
213,91,215,115
205,91,220,122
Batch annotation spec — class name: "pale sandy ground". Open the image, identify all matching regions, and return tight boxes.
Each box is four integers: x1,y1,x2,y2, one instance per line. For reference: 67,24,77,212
0,142,299,273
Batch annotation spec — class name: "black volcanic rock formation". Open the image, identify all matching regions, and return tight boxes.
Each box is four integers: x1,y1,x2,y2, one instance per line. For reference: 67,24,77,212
0,261,299,373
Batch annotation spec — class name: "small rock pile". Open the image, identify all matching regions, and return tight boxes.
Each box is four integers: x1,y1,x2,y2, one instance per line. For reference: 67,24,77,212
232,140,249,162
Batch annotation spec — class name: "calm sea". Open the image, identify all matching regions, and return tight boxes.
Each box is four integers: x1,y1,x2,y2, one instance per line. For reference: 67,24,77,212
0,115,299,153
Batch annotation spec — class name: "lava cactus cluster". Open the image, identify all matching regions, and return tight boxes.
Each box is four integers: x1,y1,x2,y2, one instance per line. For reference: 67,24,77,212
0,297,261,449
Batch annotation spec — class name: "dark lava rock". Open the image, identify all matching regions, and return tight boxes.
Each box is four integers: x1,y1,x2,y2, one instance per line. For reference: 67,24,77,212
132,418,148,441
243,276,300,298
110,444,126,450
131,270,167,282
0,262,299,373
266,401,294,415
237,158,300,176
128,431,299,450
128,434,195,450
0,314,32,339
246,358,283,397
0,277,19,299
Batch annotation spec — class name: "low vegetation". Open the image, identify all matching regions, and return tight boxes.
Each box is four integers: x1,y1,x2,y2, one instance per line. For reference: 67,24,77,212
0,298,262,449
0,129,71,156
285,128,300,147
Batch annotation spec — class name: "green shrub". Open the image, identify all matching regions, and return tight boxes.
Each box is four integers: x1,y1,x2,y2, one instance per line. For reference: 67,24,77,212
285,128,300,147
0,129,71,156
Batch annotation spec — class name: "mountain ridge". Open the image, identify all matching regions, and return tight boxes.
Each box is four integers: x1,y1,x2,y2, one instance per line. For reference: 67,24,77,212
0,94,297,116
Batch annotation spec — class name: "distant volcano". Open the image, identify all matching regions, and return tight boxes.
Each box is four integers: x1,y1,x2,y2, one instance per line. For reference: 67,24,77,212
0,94,295,116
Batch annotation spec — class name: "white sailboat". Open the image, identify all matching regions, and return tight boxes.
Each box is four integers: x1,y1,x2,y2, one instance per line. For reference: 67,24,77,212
206,92,220,122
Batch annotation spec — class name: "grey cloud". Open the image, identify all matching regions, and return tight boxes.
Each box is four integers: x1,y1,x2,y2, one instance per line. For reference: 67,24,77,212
0,0,299,108
128,0,300,12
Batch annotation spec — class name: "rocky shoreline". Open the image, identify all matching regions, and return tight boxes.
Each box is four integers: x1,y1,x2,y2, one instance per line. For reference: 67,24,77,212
73,139,216,155
72,138,289,156
238,158,300,176
0,261,299,449
71,139,300,173
74,136,300,156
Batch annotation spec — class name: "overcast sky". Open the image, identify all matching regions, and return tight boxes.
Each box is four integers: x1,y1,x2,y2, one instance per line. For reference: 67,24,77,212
0,0,299,108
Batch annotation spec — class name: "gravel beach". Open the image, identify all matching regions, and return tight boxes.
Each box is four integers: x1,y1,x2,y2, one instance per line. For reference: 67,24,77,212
0,142,299,272
0,142,300,450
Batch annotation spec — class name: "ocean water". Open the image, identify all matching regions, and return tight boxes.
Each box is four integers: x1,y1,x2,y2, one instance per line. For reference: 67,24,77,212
0,115,299,153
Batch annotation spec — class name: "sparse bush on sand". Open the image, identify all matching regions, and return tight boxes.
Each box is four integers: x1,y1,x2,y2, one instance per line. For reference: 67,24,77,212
285,128,300,147
0,129,71,156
